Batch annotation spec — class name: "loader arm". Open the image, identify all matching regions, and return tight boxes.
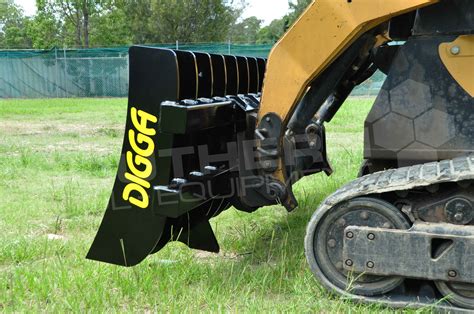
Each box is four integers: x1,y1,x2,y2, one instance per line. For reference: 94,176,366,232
256,0,439,207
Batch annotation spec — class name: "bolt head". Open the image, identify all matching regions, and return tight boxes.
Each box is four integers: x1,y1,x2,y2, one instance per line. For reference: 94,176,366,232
454,212,464,222
337,218,346,227
360,211,369,220
367,233,375,241
367,261,375,269
445,198,473,225
345,259,353,267
448,270,457,278
451,46,461,55
346,231,354,239
328,239,337,248
265,117,271,123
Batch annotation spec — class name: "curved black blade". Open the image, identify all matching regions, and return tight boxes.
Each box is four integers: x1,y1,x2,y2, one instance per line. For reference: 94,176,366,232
224,55,238,95
151,198,231,254
210,54,227,97
257,58,267,93
195,52,213,98
178,220,219,252
86,205,166,266
247,57,259,93
236,56,250,94
87,46,180,266
176,50,198,100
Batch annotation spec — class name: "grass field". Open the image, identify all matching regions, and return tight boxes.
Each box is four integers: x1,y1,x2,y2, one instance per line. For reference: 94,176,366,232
0,98,427,312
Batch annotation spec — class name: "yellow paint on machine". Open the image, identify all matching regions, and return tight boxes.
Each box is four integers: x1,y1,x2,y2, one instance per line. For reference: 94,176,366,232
122,107,158,209
439,35,474,98
258,0,439,182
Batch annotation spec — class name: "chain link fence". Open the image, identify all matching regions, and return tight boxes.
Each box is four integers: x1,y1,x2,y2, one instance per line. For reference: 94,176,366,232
0,43,384,99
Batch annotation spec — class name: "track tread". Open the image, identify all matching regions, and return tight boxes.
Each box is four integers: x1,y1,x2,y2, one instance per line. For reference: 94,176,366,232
323,155,474,209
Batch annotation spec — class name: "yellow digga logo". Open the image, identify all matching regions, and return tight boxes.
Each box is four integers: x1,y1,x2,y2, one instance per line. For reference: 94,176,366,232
122,107,157,209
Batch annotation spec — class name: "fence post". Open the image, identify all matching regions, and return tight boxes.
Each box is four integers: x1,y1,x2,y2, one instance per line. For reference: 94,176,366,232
228,39,231,55
63,48,68,98
55,48,59,98
102,55,106,97
176,40,179,50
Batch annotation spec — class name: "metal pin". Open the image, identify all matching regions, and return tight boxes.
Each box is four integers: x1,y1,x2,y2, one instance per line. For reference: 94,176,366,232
451,46,461,55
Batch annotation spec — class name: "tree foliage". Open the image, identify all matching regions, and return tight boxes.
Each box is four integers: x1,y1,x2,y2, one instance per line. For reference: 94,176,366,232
287,0,311,25
0,0,312,49
114,0,153,44
256,0,311,44
256,18,288,44
26,1,61,48
230,16,262,43
0,0,31,48
36,0,112,48
148,0,242,43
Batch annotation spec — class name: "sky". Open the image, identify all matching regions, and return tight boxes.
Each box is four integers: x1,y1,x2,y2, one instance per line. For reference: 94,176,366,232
241,0,290,25
16,0,290,26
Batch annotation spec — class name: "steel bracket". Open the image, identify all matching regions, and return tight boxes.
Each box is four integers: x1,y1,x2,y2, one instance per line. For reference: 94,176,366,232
343,223,474,284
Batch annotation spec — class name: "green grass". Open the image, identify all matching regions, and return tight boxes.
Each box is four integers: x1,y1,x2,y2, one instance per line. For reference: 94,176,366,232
0,98,427,312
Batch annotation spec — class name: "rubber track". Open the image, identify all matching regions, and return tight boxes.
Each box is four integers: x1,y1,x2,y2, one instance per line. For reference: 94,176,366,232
322,154,474,210
307,155,474,312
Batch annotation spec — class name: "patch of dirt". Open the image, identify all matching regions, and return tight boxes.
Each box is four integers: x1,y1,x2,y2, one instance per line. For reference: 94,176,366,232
43,142,115,153
0,120,122,153
46,233,67,241
0,121,122,139
0,121,93,136
194,250,249,262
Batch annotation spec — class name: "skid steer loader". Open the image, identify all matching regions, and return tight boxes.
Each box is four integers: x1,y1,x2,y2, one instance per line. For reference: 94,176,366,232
88,0,474,310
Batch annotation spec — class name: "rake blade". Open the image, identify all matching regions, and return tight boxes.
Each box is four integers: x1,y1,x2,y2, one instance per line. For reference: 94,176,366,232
88,46,267,266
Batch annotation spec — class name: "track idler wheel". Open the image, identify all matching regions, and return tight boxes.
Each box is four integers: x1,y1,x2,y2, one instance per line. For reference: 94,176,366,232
434,243,474,310
305,197,411,296
436,281,474,310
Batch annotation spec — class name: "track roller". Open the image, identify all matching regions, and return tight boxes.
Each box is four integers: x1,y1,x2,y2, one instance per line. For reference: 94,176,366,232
305,197,411,296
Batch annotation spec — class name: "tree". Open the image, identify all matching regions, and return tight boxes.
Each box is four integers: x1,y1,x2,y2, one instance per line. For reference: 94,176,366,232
88,4,132,47
256,17,288,44
37,0,104,48
287,0,311,25
115,0,154,44
230,16,262,43
255,0,311,44
58,0,90,48
0,0,32,48
2,0,255,48
148,0,242,43
26,0,61,49
31,0,135,48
